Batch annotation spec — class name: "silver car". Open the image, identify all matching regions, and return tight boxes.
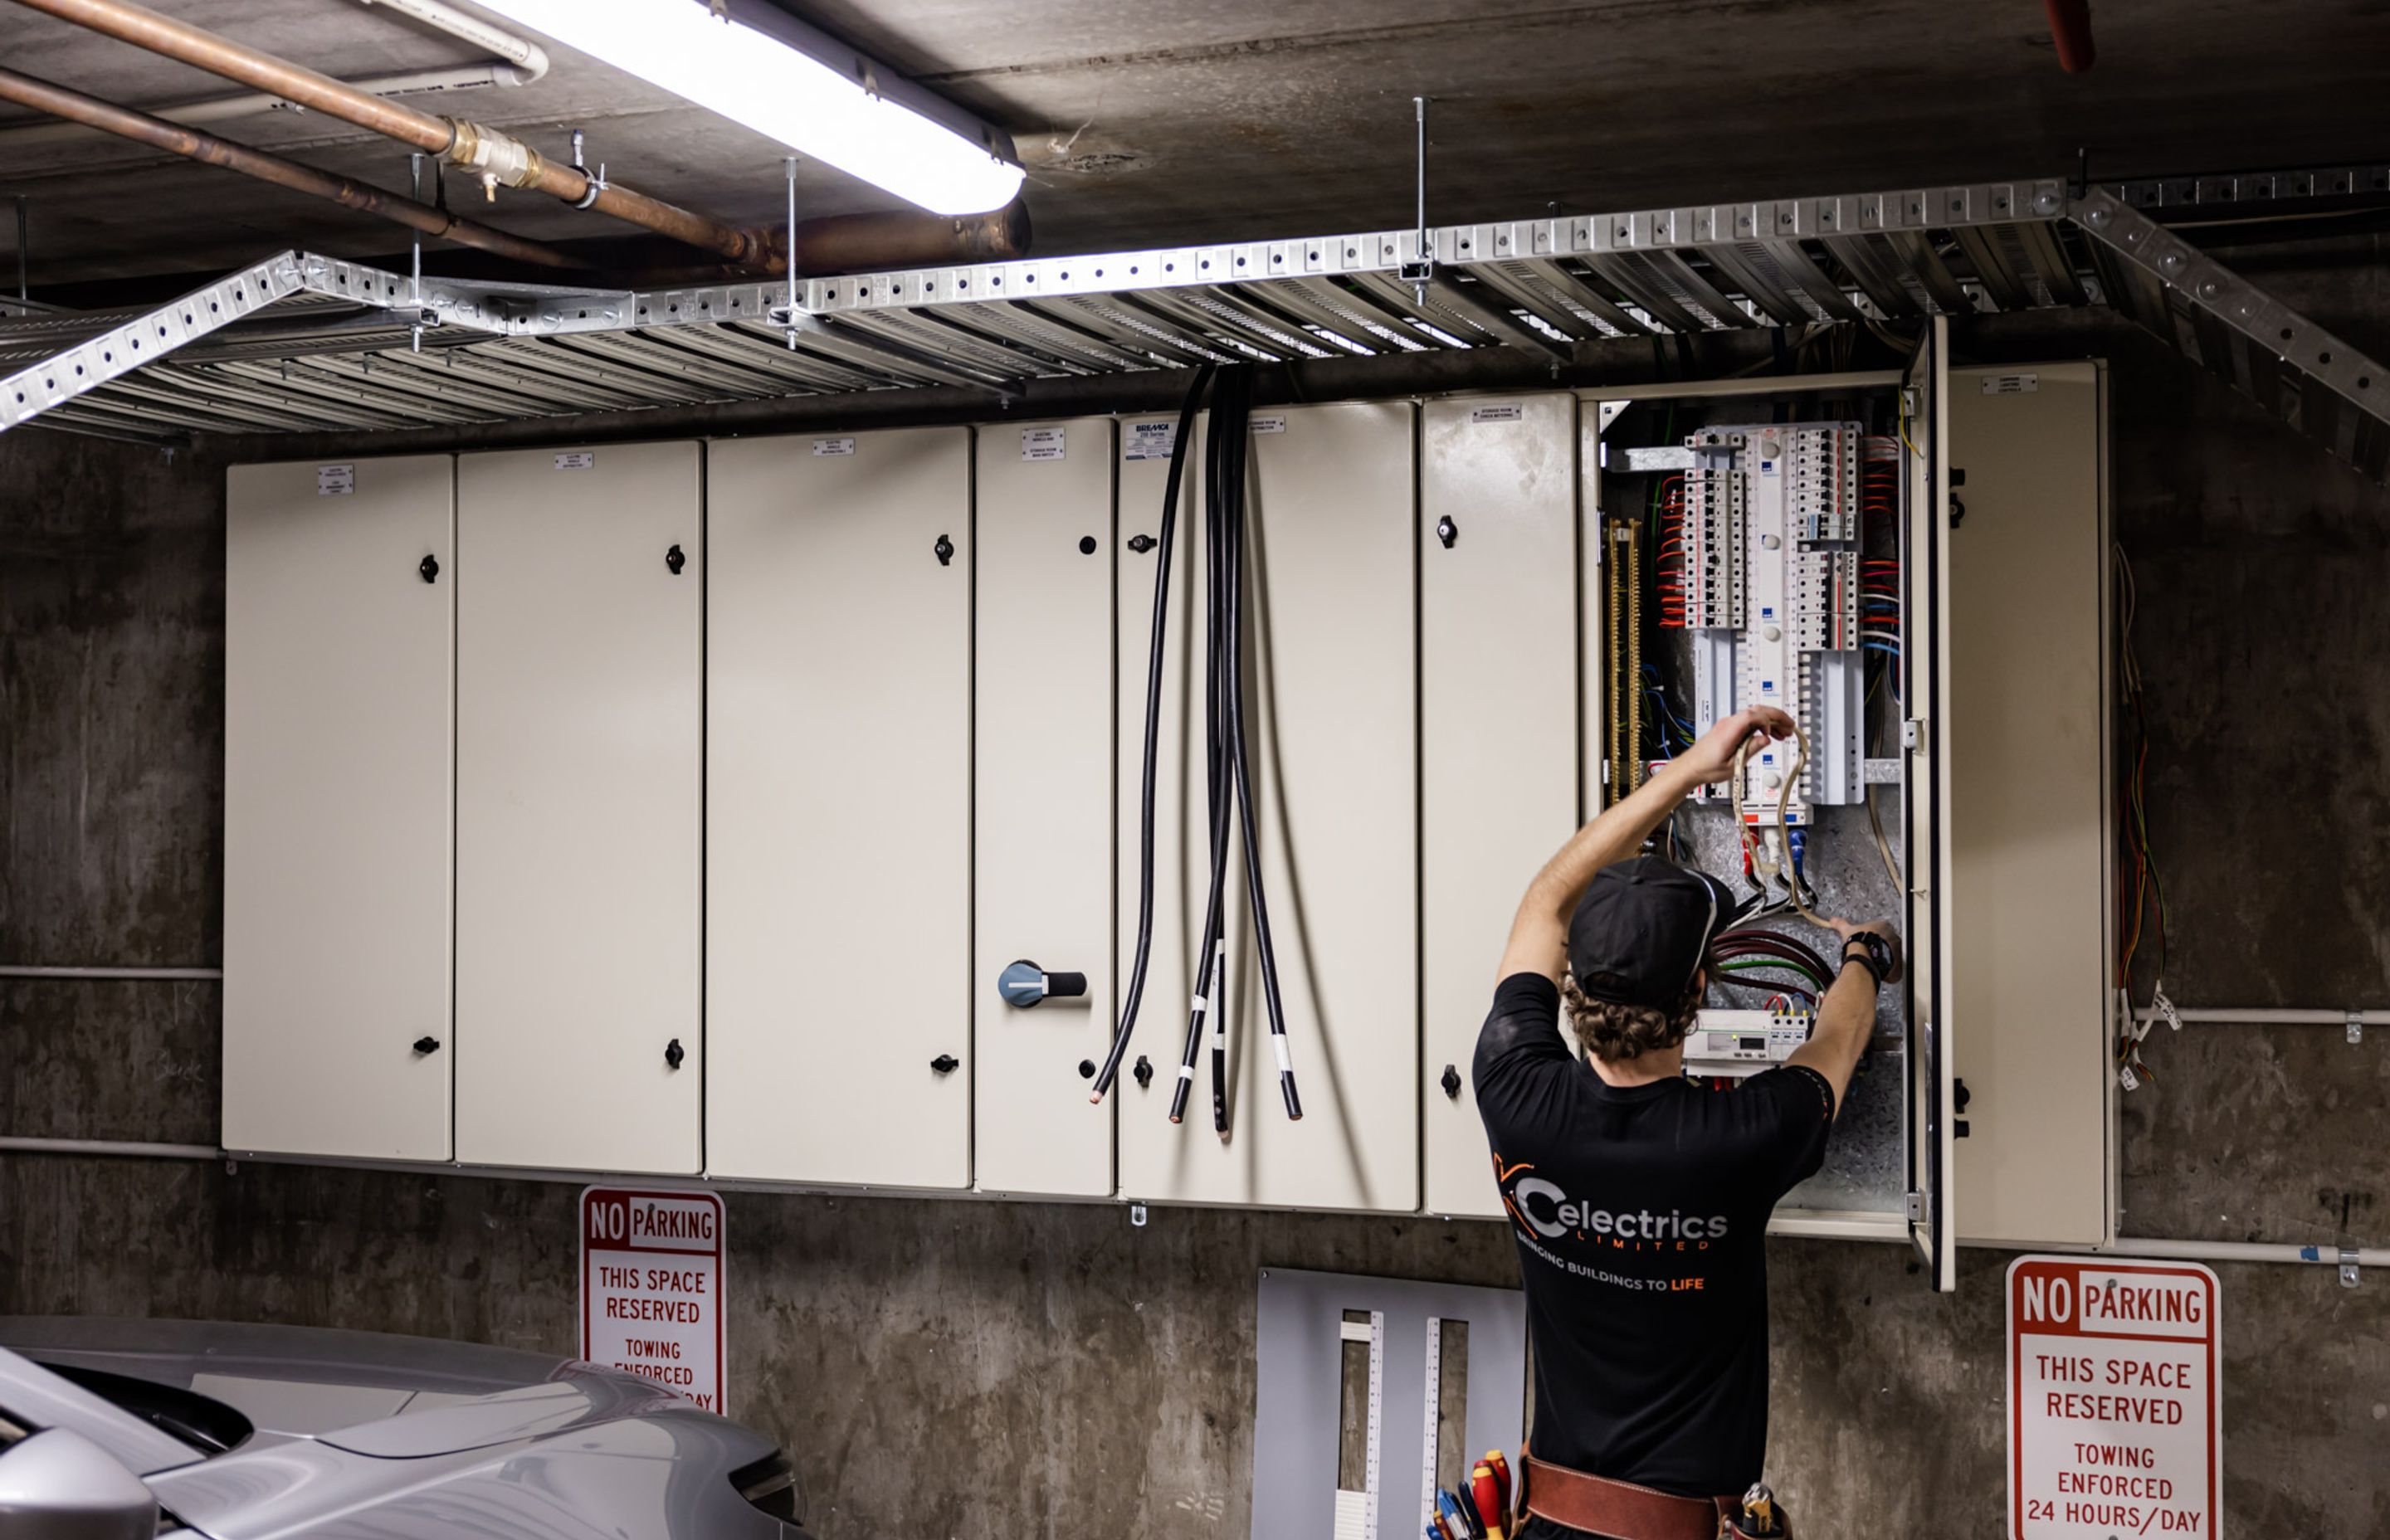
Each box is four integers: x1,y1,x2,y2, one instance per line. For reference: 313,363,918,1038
0,1317,808,1539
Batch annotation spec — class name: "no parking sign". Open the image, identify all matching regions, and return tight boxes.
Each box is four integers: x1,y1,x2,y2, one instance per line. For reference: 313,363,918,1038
580,1187,726,1413
2008,1255,2219,1538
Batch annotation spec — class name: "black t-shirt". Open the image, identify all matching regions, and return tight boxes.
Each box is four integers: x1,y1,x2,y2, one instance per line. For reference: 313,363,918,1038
1472,972,1834,1513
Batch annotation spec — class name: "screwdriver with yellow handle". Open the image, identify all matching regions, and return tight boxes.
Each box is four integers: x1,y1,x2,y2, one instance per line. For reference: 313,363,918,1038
1470,1462,1507,1540
1483,1451,1512,1528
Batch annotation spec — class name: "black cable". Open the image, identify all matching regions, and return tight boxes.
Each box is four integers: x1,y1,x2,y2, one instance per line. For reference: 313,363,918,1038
1207,368,1244,1133
1090,364,1216,1104
1173,369,1241,1124
1222,372,1300,1121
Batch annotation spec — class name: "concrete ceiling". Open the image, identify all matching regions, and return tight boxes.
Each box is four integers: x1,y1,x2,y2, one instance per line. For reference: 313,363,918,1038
0,0,2387,299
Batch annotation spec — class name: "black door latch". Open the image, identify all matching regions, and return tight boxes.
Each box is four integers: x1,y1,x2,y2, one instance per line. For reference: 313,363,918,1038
1441,1063,1461,1099
930,1053,959,1074
934,534,954,566
664,1038,685,1070
419,554,439,583
1126,534,1156,553
412,1036,441,1055
665,543,685,575
1133,1055,1154,1089
1436,515,1458,549
1077,1059,1097,1079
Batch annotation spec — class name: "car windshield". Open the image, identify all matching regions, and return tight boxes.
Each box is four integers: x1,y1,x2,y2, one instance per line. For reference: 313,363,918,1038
34,1362,252,1456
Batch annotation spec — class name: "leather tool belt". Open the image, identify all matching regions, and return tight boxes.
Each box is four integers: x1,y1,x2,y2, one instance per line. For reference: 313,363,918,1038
1519,1449,1790,1540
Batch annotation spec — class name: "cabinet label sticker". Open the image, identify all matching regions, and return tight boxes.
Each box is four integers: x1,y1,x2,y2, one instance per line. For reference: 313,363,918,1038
1124,421,1177,461
1022,426,1066,461
1471,403,1524,424
582,1187,726,1416
316,464,355,496
2007,1255,2218,1539
1982,373,2041,395
554,451,595,470
812,437,856,456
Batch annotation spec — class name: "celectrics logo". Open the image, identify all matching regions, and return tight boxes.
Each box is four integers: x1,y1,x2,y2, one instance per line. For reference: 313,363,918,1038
1491,1155,1729,1245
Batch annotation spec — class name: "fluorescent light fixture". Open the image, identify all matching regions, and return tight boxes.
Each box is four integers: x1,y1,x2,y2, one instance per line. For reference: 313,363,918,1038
472,0,1025,216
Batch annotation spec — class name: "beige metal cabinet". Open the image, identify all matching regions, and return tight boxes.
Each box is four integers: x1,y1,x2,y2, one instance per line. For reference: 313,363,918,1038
453,441,703,1175
1947,363,2113,1246
1115,402,1419,1212
1421,396,1580,1217
223,456,455,1161
708,427,973,1189
973,419,1116,1196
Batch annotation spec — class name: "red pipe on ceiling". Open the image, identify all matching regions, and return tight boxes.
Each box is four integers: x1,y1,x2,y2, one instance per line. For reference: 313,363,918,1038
2043,0,2096,73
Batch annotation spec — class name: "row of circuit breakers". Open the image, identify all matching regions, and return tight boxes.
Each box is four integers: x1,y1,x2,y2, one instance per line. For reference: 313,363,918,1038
1662,421,1896,1080
1675,422,1883,826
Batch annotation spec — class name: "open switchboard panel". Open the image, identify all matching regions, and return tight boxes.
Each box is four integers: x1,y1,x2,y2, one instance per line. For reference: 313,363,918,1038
1588,358,1947,1279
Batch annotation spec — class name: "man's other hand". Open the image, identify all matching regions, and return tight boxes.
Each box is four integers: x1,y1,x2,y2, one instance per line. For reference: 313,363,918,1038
1673,706,1797,786
1827,917,1905,984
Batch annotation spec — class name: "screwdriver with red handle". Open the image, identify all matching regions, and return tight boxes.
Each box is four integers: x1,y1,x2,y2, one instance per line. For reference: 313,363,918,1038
1482,1451,1512,1531
1470,1462,1506,1540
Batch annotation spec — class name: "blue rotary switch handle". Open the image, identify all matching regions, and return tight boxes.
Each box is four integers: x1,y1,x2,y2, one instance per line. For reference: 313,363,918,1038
999,959,1087,1010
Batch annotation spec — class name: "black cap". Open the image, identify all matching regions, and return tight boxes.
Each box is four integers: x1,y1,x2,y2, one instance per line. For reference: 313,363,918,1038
1566,855,1743,1010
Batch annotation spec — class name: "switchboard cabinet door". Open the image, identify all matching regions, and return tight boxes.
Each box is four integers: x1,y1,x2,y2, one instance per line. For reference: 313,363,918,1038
1904,318,1959,1289
1948,363,2112,1246
708,427,972,1188
454,442,702,1175
224,456,454,1161
974,420,1115,1196
1421,396,1578,1218
1115,402,1419,1212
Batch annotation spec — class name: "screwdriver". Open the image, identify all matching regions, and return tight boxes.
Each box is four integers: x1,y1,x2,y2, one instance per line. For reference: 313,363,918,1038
1484,1451,1512,1524
1437,1488,1480,1540
1471,1461,1507,1540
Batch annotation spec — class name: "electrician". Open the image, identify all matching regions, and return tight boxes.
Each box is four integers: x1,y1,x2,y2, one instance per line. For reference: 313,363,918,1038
1474,704,1901,1540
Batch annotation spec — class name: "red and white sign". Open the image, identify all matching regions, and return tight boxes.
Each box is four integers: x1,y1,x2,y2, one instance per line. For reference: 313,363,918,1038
2008,1255,2220,1539
580,1187,726,1414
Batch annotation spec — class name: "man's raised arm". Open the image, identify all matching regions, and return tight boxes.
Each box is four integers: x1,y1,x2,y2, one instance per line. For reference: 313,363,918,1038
1495,705,1795,985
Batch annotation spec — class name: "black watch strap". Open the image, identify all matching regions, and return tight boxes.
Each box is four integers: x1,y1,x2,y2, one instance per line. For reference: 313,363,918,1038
1841,943,1886,987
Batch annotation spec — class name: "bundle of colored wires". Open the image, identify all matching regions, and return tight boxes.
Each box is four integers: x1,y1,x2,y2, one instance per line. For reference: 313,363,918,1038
1709,924,1836,1003
2113,543,2168,998
1653,473,1688,627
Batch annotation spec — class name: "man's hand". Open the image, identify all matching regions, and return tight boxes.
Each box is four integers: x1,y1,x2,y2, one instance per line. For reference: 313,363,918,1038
1827,916,1904,984
1671,706,1797,787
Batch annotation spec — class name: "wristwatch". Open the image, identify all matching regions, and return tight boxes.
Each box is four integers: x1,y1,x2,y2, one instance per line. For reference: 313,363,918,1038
1842,931,1895,987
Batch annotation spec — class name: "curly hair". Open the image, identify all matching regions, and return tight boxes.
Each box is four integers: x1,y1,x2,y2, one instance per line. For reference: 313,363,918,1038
1560,971,1705,1063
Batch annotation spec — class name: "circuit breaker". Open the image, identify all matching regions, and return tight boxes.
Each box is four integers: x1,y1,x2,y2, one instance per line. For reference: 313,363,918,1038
1667,422,1882,836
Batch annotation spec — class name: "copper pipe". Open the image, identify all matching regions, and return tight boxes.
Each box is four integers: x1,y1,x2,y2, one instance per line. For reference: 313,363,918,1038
2042,0,2095,72
0,64,577,269
779,201,1032,276
7,0,763,265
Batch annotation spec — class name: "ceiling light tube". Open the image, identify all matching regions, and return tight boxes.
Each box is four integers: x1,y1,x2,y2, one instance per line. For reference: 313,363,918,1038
468,0,1025,216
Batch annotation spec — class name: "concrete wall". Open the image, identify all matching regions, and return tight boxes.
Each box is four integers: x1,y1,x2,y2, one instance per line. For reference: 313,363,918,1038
4,279,2388,1536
